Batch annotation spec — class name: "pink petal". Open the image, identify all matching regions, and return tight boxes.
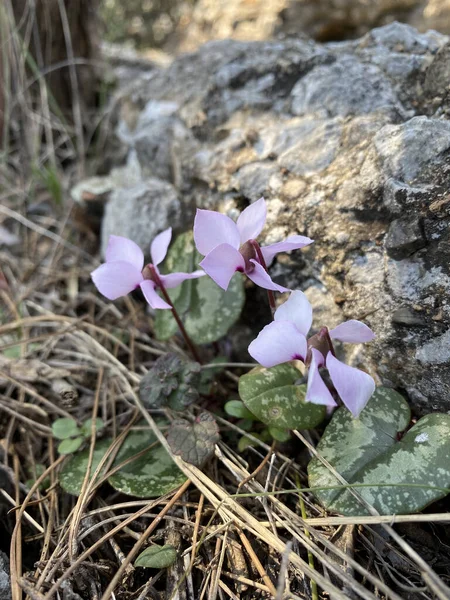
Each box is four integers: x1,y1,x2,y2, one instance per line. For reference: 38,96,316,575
306,349,337,407
150,228,172,266
194,209,240,256
139,280,171,309
91,261,143,300
274,290,312,337
248,321,308,367
260,235,314,266
247,260,289,292
326,352,375,418
160,270,206,289
236,197,267,244
105,235,144,271
200,243,245,290
330,320,375,343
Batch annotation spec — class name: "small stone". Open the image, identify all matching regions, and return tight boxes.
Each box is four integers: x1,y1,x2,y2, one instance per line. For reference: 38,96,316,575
391,307,426,326
0,551,11,600
385,216,426,260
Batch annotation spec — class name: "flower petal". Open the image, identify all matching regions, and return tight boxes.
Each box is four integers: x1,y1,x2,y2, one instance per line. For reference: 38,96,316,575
194,209,240,256
200,244,245,290
236,197,267,244
248,321,308,368
330,320,375,343
139,280,171,309
306,349,337,407
150,228,172,266
274,290,313,337
326,352,375,418
247,260,289,292
160,270,206,289
260,235,313,266
105,235,144,271
91,261,143,300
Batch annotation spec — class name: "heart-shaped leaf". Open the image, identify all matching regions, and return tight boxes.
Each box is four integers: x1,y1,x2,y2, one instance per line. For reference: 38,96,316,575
154,232,245,344
52,418,81,440
308,387,450,515
60,428,186,497
58,437,84,455
238,363,326,430
167,413,220,466
139,354,201,411
135,545,177,569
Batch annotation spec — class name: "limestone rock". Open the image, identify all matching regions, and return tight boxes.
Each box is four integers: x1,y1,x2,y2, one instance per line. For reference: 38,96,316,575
0,552,11,600
101,23,450,412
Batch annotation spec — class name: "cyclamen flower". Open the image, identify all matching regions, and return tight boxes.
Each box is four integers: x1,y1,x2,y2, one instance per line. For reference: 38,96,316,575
193,197,313,292
91,229,204,309
248,291,376,417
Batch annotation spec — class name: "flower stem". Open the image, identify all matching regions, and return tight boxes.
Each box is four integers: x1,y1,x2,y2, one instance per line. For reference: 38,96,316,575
249,240,276,318
150,268,202,364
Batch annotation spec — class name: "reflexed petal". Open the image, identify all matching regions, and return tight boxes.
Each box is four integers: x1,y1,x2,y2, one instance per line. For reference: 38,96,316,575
150,228,172,266
248,321,307,368
105,235,144,271
330,320,375,343
260,235,313,266
160,270,206,289
91,261,143,300
139,280,171,309
306,349,337,407
200,244,245,290
236,197,267,244
247,260,289,292
274,290,312,337
326,353,375,418
194,209,240,256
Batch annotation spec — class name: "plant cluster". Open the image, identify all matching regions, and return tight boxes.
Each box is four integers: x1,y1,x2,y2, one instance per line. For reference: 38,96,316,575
58,197,450,518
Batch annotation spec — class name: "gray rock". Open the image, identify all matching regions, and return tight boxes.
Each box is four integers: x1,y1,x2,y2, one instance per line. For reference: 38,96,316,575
291,56,401,118
101,179,190,256
100,24,450,413
385,216,426,259
0,552,11,600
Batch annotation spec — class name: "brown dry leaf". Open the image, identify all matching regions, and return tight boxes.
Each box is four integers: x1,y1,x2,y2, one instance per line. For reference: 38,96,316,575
0,356,70,384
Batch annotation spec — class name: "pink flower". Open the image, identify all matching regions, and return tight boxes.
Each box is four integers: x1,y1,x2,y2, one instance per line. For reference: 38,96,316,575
248,291,376,417
193,197,313,292
91,228,205,310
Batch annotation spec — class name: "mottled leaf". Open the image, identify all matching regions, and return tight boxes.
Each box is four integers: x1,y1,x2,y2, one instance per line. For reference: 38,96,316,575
308,387,450,515
154,232,245,344
60,427,186,497
139,353,201,411
52,418,81,440
135,545,177,569
239,363,326,430
167,413,220,467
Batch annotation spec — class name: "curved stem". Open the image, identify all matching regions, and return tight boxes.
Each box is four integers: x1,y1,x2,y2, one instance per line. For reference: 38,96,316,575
150,267,202,364
249,240,276,318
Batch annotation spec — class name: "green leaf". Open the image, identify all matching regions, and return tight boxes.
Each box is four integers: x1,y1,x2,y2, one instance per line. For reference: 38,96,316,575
80,418,105,437
135,545,177,569
224,400,256,420
52,418,81,440
59,427,187,497
308,387,450,515
58,437,83,455
239,363,326,430
268,426,291,442
139,354,201,411
167,413,220,467
154,232,245,344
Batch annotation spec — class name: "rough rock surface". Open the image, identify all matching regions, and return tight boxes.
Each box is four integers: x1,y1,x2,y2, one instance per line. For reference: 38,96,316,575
0,552,11,600
101,22,450,413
